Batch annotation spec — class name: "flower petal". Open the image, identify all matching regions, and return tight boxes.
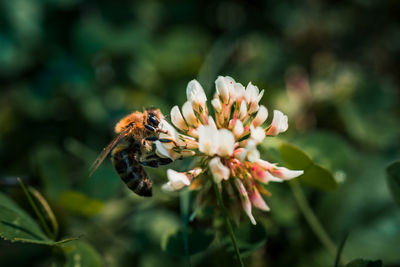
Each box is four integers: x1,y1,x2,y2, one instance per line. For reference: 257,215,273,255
234,179,256,225
171,106,188,131
250,125,265,144
252,105,268,128
198,125,219,156
209,157,230,183
186,79,207,105
270,166,304,180
249,187,270,211
217,129,235,157
233,120,244,138
215,76,234,103
266,110,288,136
162,169,191,191
239,100,247,120
211,98,222,112
182,101,198,127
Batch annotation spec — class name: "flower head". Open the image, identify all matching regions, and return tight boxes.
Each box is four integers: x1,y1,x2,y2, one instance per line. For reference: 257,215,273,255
157,77,303,224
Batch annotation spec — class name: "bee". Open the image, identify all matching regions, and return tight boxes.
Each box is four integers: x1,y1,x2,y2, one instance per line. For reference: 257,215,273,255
89,108,173,197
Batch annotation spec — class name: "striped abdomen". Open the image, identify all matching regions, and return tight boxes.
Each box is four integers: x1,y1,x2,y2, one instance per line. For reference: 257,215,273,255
111,144,152,197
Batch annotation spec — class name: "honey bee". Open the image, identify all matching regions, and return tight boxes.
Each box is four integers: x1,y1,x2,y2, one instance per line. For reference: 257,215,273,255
89,108,173,197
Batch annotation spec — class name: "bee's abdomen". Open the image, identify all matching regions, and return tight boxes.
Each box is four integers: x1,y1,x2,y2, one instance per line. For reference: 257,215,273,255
112,146,152,197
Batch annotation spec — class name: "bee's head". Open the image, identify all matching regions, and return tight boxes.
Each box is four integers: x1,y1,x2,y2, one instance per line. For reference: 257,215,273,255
145,108,163,127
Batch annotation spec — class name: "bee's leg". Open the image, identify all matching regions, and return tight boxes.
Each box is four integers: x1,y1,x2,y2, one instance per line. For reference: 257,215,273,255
145,136,158,142
144,124,157,132
141,155,173,167
140,160,160,168
158,157,173,165
158,138,174,143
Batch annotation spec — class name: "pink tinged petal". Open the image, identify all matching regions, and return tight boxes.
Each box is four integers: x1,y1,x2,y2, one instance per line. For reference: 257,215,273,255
248,102,260,114
171,106,188,131
186,79,207,105
215,76,233,103
252,105,268,128
234,83,246,103
255,159,276,170
239,100,247,120
270,166,304,180
217,129,235,157
266,110,288,136
187,128,198,138
234,179,256,225
233,148,245,158
198,125,219,156
245,82,259,103
209,157,230,183
182,101,198,127
162,169,191,191
249,187,270,211
233,120,244,138
211,98,222,112
178,134,198,149
251,165,282,184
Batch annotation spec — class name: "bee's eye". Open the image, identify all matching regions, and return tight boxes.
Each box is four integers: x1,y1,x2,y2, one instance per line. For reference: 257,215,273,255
147,113,159,127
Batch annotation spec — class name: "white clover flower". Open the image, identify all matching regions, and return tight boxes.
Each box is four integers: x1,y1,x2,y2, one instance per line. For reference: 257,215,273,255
157,77,303,225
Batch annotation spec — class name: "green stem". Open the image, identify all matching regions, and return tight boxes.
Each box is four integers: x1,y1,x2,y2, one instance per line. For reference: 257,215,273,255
213,182,244,267
17,178,54,240
289,180,337,257
180,188,191,267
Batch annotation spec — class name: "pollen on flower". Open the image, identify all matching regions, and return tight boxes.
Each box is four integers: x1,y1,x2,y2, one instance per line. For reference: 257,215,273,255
157,76,303,225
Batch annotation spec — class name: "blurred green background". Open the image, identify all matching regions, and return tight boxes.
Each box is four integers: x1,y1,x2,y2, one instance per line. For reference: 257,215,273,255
1,0,400,266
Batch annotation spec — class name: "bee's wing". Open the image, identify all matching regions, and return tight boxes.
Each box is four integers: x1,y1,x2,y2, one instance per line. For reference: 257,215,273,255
89,125,134,176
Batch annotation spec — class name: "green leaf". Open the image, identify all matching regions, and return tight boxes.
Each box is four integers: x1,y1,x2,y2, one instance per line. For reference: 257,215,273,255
221,223,267,256
0,204,50,244
161,228,215,256
59,191,104,217
386,161,400,206
346,259,383,267
279,143,313,169
0,192,79,246
279,144,338,191
0,191,24,212
61,241,103,267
